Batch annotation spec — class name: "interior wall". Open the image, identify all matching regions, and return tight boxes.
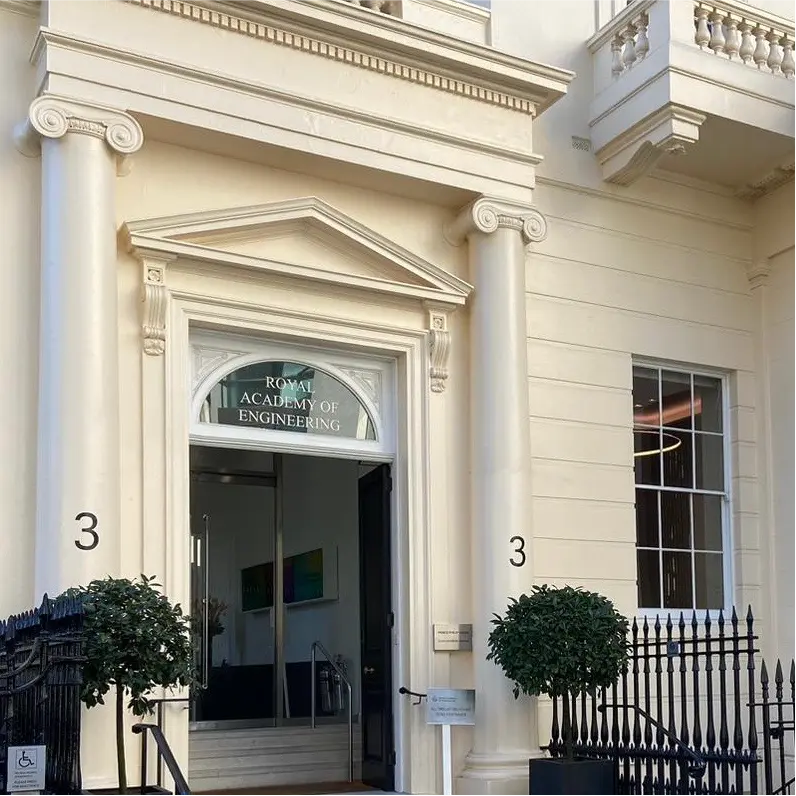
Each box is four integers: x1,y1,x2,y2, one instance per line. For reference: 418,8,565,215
190,452,363,714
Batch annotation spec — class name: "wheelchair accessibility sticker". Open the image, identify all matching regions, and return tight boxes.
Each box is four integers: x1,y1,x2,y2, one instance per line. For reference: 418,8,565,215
7,745,46,793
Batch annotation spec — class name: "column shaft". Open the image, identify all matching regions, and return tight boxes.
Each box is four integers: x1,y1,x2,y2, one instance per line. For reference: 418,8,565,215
449,198,547,795
21,94,143,600
36,132,120,596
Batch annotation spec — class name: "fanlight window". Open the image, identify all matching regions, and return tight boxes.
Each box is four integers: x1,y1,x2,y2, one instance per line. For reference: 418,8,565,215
200,360,376,441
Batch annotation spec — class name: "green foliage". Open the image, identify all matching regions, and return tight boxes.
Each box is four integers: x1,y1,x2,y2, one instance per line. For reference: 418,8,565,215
487,585,630,701
75,575,196,717
61,575,196,792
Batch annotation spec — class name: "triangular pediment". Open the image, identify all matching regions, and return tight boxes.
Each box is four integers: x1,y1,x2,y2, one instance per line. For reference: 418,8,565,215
119,197,472,307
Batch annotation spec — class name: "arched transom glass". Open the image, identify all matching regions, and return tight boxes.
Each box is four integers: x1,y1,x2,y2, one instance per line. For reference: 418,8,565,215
199,360,376,441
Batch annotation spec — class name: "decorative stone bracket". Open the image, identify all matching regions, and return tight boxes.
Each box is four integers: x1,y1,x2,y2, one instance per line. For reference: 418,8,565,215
595,104,706,186
426,305,451,393
134,250,176,356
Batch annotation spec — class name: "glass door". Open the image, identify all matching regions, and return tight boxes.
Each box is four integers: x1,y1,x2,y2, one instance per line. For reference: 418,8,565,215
189,446,278,726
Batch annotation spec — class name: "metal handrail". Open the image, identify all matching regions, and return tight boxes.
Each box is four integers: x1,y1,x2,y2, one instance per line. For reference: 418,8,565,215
132,723,191,794
598,703,707,777
310,641,353,782
148,696,192,788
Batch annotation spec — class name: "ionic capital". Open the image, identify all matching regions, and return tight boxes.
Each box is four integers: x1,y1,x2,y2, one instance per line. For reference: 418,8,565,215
14,94,144,173
444,196,548,247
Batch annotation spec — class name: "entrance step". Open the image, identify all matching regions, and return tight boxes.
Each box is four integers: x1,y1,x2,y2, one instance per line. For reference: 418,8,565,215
189,725,363,793
196,782,378,794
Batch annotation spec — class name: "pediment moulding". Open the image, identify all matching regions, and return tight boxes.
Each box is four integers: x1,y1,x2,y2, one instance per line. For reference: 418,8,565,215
13,93,144,175
121,198,470,394
444,196,549,246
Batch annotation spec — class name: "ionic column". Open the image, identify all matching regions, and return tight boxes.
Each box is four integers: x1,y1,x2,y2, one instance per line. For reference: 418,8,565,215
16,95,144,599
446,197,548,794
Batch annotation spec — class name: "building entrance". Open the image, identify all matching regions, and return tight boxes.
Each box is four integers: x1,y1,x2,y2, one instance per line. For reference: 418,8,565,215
188,444,394,793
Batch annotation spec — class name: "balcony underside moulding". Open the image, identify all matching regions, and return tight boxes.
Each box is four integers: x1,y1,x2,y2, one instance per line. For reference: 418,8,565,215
595,104,706,187
736,159,795,200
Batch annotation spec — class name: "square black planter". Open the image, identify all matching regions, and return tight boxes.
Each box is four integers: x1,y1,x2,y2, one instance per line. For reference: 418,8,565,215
530,756,617,795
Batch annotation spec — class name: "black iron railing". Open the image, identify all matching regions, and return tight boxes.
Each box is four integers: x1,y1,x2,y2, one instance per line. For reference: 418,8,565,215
0,595,85,795
546,607,795,795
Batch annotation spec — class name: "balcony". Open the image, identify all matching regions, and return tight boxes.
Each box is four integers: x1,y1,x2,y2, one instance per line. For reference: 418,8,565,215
338,0,491,44
587,0,795,195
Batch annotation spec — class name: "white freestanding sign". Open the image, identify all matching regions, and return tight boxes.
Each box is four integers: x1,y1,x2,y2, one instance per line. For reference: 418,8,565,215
426,688,476,795
6,745,46,794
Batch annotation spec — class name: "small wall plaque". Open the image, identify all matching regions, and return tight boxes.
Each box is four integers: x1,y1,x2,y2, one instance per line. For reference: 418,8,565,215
433,623,473,652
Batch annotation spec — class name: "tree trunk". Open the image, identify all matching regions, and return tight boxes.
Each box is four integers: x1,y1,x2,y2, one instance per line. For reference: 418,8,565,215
561,690,574,761
116,683,127,793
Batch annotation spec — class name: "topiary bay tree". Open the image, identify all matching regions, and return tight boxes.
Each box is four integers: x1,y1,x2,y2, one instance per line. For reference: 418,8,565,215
487,585,629,766
68,575,195,793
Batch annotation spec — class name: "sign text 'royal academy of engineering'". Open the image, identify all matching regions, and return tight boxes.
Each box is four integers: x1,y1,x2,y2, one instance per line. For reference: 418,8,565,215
217,376,343,433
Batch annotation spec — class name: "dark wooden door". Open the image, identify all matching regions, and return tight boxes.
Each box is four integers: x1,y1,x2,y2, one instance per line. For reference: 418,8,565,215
358,464,394,791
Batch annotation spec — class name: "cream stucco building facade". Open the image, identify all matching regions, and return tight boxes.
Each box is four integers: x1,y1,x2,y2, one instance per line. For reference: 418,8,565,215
0,0,793,793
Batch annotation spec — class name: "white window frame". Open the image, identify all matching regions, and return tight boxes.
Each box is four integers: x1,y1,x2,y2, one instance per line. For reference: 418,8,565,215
632,359,734,620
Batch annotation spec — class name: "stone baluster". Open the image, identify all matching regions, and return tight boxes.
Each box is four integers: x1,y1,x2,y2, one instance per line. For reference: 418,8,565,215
753,27,769,69
622,25,638,69
724,16,740,59
611,34,625,77
781,36,795,77
709,10,727,54
635,13,650,61
739,21,755,64
767,31,784,74
695,7,711,50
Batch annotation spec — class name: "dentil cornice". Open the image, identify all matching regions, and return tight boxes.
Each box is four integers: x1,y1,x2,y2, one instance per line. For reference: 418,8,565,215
123,0,574,116
14,94,144,174
444,196,548,246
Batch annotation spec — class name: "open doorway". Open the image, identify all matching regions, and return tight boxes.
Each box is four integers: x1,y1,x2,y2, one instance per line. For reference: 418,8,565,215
188,445,395,793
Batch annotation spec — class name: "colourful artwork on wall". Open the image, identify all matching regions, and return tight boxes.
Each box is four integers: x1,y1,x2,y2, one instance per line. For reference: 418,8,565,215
241,548,324,611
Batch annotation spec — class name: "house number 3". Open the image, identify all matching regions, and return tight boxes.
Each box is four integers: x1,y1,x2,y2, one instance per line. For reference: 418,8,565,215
75,512,100,551
509,535,526,567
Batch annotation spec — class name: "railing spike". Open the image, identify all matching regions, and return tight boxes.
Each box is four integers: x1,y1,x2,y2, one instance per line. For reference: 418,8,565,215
761,659,769,684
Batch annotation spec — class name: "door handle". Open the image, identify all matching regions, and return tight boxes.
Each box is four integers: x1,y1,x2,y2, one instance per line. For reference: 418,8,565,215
363,666,375,675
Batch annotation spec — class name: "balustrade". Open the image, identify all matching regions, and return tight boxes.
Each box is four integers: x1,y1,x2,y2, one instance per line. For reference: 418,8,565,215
340,0,401,15
605,0,794,79
611,6,651,77
694,1,794,77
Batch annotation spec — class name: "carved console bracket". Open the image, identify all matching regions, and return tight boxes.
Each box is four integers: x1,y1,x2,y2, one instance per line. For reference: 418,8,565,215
426,305,451,393
126,247,176,356
14,93,144,176
595,104,706,187
444,195,548,246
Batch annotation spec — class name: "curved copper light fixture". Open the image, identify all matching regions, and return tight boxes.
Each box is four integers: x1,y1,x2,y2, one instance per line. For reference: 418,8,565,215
633,428,683,458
